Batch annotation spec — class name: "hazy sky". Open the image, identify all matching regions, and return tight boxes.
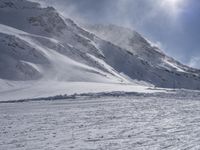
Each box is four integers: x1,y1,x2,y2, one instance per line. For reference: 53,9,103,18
36,0,200,68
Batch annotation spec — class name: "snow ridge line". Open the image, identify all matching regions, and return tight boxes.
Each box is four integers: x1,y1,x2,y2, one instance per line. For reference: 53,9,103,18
1,89,200,104
0,91,152,103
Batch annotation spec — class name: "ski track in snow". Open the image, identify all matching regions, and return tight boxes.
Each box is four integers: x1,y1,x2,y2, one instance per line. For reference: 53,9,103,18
1,95,200,150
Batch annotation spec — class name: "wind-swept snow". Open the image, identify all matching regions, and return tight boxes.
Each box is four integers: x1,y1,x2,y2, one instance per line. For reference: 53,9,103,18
1,1,200,149
85,24,200,89
0,81,158,102
0,0,200,102
1,93,200,149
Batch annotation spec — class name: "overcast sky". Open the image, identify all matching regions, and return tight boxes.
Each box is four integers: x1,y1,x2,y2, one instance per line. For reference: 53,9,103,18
36,0,200,68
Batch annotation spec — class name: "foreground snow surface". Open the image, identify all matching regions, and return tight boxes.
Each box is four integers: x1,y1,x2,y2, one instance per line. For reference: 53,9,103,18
1,94,200,150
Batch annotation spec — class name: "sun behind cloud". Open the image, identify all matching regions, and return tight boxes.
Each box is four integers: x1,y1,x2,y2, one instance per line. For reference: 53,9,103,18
160,0,186,16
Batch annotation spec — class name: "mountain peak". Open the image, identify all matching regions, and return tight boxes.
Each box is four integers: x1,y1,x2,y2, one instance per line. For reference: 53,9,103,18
0,0,40,9
0,0,200,96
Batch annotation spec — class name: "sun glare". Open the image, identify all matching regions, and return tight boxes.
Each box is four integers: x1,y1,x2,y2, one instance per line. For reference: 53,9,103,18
161,0,185,16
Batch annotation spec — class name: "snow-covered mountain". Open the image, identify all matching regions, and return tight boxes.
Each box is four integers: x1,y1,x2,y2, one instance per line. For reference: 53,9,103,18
0,0,200,100
85,24,200,89
0,0,128,83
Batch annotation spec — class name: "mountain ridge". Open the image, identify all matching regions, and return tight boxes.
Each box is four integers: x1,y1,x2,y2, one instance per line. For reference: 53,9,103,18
0,0,200,101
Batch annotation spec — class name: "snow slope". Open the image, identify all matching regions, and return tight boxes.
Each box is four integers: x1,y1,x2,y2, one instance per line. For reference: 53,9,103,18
0,0,200,101
85,24,200,89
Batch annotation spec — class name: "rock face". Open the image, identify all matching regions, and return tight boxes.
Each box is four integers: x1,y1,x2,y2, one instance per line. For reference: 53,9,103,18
0,0,200,90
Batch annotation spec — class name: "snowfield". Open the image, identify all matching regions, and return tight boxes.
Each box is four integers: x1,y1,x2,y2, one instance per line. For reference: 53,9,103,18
1,1,200,149
0,80,158,102
1,91,200,150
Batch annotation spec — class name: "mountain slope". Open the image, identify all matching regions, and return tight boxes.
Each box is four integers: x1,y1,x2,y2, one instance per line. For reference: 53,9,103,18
85,24,195,71
0,0,200,101
85,24,200,89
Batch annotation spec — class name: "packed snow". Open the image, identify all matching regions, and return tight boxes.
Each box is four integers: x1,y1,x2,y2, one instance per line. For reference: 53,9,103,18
1,92,200,150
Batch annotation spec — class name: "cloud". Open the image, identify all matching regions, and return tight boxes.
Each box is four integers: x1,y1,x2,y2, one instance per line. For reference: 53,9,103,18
32,0,186,25
189,57,200,69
